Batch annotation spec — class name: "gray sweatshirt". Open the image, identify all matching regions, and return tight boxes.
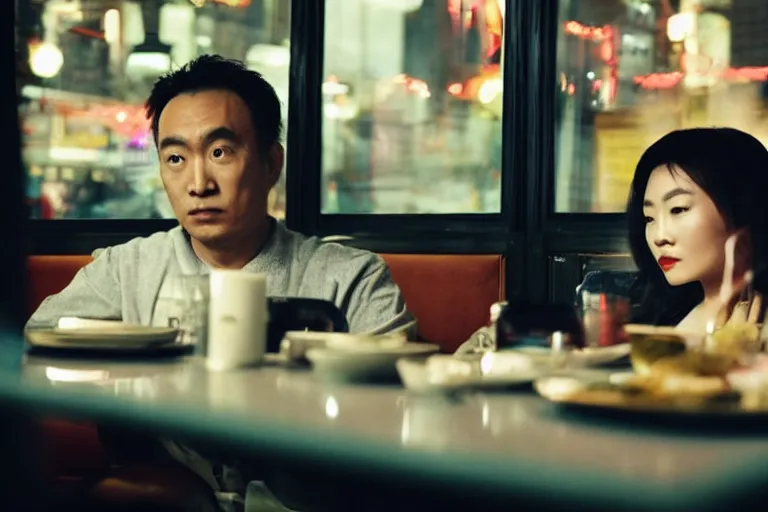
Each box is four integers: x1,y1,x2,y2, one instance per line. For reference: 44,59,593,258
27,220,412,334
27,220,414,505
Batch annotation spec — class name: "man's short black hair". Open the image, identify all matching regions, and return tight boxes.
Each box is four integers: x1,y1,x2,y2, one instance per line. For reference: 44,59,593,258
145,54,283,154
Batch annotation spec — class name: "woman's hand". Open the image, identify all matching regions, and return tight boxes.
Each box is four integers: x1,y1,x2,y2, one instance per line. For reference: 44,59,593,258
719,285,763,326
716,232,763,328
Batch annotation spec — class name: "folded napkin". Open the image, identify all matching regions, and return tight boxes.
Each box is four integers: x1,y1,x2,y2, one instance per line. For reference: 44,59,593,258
57,317,126,330
454,325,495,356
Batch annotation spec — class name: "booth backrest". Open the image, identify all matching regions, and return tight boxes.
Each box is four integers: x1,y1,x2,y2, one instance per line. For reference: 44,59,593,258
29,252,505,479
27,253,505,353
381,254,504,352
27,255,93,316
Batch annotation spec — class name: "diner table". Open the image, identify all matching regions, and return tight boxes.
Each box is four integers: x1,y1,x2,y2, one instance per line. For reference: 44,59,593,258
4,348,768,511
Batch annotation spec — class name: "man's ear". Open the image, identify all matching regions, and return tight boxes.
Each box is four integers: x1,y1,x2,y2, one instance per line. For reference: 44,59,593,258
266,143,284,188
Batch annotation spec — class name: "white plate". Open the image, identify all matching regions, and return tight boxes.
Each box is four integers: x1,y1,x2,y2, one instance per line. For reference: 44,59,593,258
57,317,127,330
396,355,541,393
25,326,181,350
569,343,631,366
512,344,630,367
281,331,408,361
534,372,768,416
306,342,439,381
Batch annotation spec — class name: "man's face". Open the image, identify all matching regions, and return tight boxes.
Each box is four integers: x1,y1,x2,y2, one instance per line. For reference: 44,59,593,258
157,89,282,246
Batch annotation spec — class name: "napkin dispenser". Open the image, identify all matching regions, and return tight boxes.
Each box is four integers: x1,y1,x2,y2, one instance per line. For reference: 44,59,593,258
495,302,585,350
267,297,348,353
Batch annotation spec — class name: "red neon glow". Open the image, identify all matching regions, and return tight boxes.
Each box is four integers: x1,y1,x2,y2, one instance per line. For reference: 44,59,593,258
563,21,617,103
447,0,462,25
604,30,617,102
722,67,768,81
608,74,617,102
633,66,768,90
59,104,150,138
633,72,684,89
448,82,464,95
448,0,505,61
69,27,105,40
564,21,612,41
407,79,429,96
600,39,614,63
392,74,431,97
448,0,488,25
482,0,504,60
211,0,252,7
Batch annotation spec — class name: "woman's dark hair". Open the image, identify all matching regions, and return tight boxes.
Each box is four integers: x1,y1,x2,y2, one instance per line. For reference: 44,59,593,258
627,127,768,325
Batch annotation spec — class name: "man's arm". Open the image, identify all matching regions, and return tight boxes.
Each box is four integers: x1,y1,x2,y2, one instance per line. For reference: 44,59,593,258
343,256,415,335
26,248,123,329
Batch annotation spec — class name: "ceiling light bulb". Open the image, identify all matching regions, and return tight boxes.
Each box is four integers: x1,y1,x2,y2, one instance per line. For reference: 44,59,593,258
29,41,64,78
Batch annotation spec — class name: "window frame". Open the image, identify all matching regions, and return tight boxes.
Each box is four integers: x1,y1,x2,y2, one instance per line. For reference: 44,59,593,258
289,0,515,254
541,0,628,255
5,1,27,330
21,0,632,304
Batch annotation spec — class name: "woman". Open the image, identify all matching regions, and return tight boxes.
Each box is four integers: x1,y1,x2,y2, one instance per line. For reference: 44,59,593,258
627,127,768,332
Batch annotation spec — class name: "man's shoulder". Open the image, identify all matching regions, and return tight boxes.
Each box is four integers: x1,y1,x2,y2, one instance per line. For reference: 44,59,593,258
93,227,180,262
284,228,384,272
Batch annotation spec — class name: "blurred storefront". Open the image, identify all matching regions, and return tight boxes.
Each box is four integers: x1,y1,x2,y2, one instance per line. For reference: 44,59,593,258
22,1,767,218
17,0,290,219
321,0,505,214
555,0,768,213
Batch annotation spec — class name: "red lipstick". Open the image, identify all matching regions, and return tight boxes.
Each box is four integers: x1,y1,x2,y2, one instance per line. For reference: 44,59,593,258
658,256,680,272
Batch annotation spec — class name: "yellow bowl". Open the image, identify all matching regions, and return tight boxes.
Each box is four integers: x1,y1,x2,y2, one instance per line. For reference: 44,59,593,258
624,324,745,378
624,325,701,375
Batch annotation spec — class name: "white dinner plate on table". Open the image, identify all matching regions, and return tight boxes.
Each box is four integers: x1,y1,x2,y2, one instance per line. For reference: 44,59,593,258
25,326,181,351
570,343,631,366
396,353,543,393
280,331,407,362
513,343,630,368
306,342,440,382
534,371,768,418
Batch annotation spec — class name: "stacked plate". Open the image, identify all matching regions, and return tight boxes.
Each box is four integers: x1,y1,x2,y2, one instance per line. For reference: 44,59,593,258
282,331,440,382
397,343,631,392
25,318,183,355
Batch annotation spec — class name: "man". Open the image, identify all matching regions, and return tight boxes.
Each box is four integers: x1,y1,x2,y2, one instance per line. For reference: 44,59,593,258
28,54,410,333
28,55,413,510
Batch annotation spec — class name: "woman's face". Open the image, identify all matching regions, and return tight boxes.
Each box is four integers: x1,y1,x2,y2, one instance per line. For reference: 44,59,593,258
643,165,731,288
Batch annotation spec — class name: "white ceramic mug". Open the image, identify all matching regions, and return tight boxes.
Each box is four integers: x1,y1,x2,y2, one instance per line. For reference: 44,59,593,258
207,270,268,371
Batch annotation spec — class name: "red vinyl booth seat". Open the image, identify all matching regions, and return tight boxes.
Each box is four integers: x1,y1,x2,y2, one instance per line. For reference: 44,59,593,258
381,253,504,352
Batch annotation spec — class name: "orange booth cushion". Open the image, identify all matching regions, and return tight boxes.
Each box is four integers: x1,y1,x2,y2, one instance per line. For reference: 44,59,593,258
27,256,105,479
28,253,505,351
381,254,504,352
27,255,94,316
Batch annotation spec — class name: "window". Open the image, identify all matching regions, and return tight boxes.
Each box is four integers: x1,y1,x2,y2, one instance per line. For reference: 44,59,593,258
18,0,289,220
555,0,768,213
321,0,505,214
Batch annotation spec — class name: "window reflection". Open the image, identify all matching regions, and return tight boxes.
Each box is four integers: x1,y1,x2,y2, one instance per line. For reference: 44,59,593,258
555,0,768,213
18,0,289,220
322,0,504,214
